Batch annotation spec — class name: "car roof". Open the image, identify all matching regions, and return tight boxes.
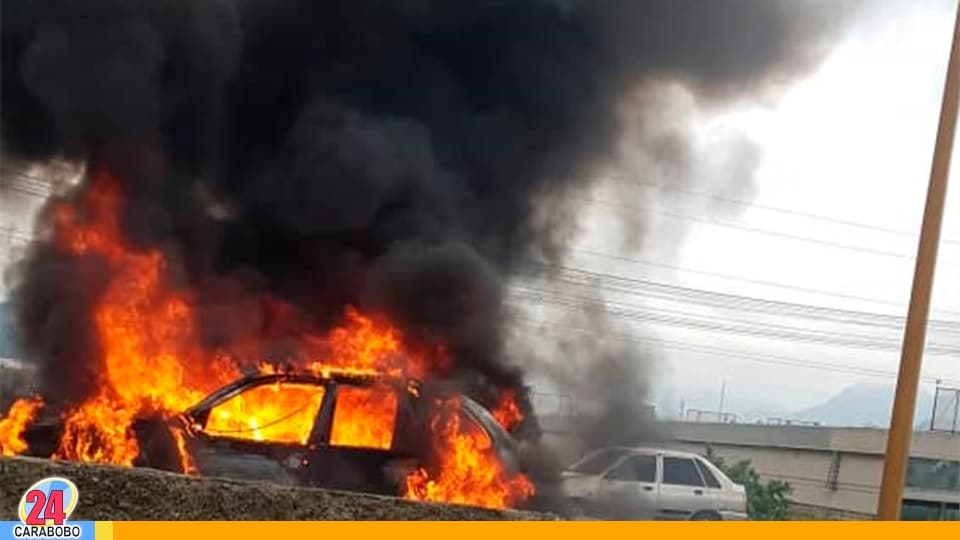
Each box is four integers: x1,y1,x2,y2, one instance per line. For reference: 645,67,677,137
587,446,708,460
184,371,410,417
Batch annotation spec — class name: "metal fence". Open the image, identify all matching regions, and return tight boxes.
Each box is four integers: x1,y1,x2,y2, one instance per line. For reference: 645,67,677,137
683,408,738,424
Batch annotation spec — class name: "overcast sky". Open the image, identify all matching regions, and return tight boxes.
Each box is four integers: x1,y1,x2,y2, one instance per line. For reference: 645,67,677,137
552,0,960,420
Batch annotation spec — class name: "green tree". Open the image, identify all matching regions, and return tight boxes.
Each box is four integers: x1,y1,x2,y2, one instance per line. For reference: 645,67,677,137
704,447,792,520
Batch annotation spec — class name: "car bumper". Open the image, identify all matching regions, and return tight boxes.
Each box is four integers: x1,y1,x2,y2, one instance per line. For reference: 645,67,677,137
719,510,749,521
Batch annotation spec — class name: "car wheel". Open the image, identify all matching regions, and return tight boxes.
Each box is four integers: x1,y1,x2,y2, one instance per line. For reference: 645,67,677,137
566,499,592,520
134,420,184,473
383,458,420,490
690,510,722,521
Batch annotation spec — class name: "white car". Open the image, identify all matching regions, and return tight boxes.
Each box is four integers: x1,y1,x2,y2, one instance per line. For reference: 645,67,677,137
561,447,749,520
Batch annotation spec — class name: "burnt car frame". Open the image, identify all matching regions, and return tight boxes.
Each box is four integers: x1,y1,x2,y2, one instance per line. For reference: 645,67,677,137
24,371,525,497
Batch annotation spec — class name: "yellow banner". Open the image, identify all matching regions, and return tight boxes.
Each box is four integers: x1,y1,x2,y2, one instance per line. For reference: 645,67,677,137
107,521,959,540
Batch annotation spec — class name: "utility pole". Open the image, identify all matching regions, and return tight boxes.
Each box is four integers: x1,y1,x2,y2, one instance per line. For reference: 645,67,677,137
877,4,960,521
718,379,726,422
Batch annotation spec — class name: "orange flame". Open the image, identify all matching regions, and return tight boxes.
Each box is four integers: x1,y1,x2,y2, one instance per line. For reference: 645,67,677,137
491,389,524,433
305,307,442,380
0,168,534,510
329,385,398,450
171,428,197,475
205,382,325,444
405,397,535,509
51,171,240,465
0,396,44,456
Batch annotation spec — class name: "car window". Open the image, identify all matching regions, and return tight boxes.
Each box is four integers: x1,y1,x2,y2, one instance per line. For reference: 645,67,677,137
695,459,722,488
330,385,397,450
569,448,629,475
662,457,705,487
329,385,399,450
205,382,325,445
606,454,656,483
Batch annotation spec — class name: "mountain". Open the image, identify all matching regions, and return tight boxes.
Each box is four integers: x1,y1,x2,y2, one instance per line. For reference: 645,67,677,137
791,383,935,428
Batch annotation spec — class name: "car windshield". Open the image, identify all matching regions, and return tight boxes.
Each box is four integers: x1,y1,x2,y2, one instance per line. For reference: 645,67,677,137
569,448,629,475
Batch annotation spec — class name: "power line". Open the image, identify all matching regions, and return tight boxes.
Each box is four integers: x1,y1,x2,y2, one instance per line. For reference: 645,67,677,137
571,193,957,261
601,175,960,246
513,317,960,386
563,248,960,318
520,263,960,332
0,183,51,199
511,283,960,348
518,289,960,354
1,172,54,190
510,290,960,355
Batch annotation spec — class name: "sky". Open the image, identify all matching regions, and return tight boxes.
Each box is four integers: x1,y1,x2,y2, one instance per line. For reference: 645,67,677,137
540,0,960,421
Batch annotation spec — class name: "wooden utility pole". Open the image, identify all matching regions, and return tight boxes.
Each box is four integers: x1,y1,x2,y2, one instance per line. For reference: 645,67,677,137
876,4,960,521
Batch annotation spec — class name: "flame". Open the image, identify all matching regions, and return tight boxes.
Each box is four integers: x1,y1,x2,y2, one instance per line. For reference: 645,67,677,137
0,168,534,510
171,428,197,475
491,389,524,432
305,307,441,379
50,171,240,465
205,383,325,444
329,385,398,450
0,396,44,456
405,397,535,509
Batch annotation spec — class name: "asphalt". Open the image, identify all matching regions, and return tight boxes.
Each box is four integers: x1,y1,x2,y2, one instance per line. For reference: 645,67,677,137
0,457,555,520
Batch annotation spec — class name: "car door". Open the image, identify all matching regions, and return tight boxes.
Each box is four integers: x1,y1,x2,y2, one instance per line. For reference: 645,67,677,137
657,455,711,519
693,457,725,511
200,380,326,445
306,381,413,494
597,453,659,519
193,380,328,484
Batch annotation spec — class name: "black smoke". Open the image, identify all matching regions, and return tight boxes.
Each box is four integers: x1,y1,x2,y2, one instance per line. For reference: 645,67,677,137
2,0,858,508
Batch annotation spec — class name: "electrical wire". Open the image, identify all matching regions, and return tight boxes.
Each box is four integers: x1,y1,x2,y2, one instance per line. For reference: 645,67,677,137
600,175,960,246
512,316,960,386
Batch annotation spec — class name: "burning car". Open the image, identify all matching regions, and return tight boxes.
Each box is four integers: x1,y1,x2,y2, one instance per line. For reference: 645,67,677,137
13,369,532,507
0,172,537,510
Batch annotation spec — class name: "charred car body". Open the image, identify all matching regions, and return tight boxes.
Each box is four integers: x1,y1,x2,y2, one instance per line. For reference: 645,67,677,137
22,371,526,497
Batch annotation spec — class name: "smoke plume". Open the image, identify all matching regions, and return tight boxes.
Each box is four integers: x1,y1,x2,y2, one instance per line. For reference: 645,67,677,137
3,0,860,501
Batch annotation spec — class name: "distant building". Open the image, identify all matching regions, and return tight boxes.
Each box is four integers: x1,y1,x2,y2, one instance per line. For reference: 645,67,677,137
662,421,958,520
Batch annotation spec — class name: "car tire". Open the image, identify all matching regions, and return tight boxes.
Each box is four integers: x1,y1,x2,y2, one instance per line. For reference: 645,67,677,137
690,510,722,521
134,420,185,473
566,499,593,520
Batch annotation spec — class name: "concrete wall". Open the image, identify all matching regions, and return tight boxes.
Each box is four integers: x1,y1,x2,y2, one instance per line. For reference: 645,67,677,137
664,421,958,460
1,457,553,520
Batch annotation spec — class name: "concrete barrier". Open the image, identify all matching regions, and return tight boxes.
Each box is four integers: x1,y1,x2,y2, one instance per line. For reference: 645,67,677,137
1,457,554,520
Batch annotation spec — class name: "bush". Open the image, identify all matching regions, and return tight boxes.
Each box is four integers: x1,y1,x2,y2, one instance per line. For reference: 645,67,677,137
704,447,792,520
